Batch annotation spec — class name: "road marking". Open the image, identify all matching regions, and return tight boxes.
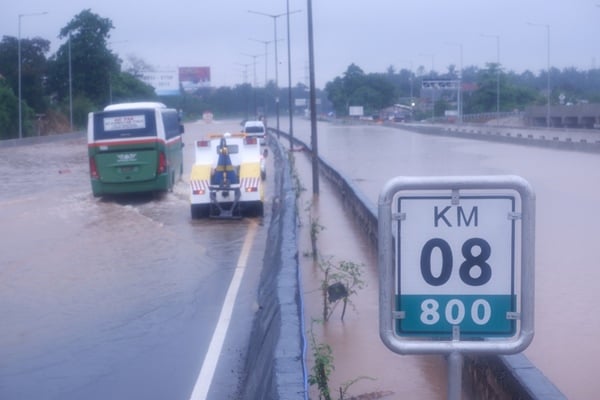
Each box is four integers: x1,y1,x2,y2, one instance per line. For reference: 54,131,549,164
189,220,258,400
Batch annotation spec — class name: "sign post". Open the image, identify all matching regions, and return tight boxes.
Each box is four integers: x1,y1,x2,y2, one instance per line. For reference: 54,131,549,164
378,176,535,399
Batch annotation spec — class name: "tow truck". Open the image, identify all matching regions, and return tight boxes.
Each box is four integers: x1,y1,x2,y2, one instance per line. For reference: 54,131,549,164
190,132,266,218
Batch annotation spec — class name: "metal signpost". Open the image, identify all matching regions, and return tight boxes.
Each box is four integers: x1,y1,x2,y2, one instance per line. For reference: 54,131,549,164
378,176,535,400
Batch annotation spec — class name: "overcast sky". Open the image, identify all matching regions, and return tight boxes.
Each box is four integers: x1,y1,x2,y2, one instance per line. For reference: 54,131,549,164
4,0,600,89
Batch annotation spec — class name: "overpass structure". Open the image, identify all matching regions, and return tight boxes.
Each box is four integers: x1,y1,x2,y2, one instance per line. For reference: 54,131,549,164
525,103,600,128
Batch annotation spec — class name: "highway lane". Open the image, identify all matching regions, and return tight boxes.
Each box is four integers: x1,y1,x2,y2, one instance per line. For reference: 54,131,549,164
285,117,599,400
0,120,270,399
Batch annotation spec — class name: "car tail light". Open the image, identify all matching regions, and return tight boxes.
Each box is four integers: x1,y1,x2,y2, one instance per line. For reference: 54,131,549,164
197,140,210,147
245,137,257,145
89,157,99,179
157,151,167,174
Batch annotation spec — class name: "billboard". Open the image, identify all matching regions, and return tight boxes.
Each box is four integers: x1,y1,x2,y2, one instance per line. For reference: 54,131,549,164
349,106,364,116
179,67,211,93
140,69,180,96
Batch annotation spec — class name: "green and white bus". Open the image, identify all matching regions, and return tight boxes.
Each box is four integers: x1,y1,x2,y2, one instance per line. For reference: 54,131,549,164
87,102,185,197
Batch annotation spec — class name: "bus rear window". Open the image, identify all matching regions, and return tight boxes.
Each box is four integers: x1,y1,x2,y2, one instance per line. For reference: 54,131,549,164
93,109,157,140
104,115,146,131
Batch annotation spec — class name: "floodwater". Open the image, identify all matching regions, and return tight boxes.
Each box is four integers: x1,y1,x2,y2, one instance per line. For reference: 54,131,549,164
295,154,448,399
0,121,269,400
287,118,600,400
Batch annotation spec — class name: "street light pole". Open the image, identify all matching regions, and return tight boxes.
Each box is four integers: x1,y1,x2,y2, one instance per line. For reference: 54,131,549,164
445,43,463,124
250,38,274,118
420,53,435,119
249,38,273,89
528,22,551,127
286,0,296,150
68,34,73,131
243,53,261,116
398,59,414,116
18,11,47,139
236,62,251,120
306,0,319,195
482,34,500,123
248,9,301,138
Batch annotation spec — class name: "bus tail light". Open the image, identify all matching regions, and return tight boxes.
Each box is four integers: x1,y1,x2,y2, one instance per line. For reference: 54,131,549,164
157,151,167,174
245,137,257,145
89,157,99,179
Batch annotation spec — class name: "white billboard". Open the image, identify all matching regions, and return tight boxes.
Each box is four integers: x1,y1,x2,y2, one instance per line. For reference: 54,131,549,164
140,70,180,96
349,106,364,116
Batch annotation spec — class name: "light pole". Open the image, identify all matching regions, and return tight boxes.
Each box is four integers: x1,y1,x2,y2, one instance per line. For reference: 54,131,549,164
248,9,301,137
249,38,274,88
107,40,128,106
420,53,435,119
445,42,463,123
482,34,500,123
236,62,251,120
18,11,47,139
68,34,73,131
528,22,551,127
398,60,414,114
306,0,319,195
250,38,275,118
286,1,300,149
243,53,261,116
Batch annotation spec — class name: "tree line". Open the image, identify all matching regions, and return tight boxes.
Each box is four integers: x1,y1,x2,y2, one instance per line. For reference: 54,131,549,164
327,62,600,120
0,9,328,140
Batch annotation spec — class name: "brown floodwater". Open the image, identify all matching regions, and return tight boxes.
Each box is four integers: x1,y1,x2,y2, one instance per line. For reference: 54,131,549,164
288,118,600,400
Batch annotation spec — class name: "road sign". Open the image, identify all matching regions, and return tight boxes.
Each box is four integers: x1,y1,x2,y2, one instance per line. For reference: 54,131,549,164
378,176,535,355
397,195,516,337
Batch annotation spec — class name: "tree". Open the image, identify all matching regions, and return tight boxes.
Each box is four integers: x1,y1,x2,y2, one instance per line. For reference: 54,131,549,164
325,64,396,116
124,54,154,78
0,78,20,139
46,9,119,110
109,72,156,104
0,35,50,112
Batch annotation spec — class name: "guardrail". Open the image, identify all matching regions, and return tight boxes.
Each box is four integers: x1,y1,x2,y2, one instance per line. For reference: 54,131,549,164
240,133,307,399
274,125,566,400
392,123,600,153
0,131,85,148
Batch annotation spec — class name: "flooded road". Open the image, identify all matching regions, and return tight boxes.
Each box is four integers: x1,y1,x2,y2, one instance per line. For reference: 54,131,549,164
0,120,269,399
288,118,600,399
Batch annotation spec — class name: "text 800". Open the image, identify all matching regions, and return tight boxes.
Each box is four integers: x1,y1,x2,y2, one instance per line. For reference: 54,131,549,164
420,298,492,325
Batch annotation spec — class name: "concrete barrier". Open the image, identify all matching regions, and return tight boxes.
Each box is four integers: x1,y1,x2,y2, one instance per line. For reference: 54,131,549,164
240,133,307,400
401,123,600,153
0,131,85,148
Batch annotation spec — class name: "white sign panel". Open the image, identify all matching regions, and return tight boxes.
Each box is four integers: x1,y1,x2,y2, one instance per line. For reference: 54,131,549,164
397,195,515,337
349,106,364,116
377,175,535,355
103,115,146,131
140,70,180,96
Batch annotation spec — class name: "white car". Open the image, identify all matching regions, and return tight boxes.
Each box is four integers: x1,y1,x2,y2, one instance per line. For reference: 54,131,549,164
243,120,266,145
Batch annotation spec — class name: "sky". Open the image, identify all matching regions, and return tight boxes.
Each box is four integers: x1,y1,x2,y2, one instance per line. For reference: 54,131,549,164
3,0,600,89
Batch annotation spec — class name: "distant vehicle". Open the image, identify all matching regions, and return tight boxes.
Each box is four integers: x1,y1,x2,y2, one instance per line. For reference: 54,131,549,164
189,132,265,219
87,102,185,197
242,120,266,145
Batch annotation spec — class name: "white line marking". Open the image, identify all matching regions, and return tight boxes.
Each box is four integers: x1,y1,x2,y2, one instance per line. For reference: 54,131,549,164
189,220,258,400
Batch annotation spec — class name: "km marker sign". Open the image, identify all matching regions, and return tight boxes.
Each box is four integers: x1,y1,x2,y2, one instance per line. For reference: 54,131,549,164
378,176,535,355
